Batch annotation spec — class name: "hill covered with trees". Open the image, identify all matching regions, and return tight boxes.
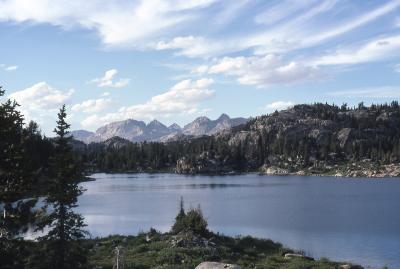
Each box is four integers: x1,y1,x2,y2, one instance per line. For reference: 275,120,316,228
80,102,400,177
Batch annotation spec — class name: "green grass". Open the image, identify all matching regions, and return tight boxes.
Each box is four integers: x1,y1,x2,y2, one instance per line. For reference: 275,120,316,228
86,231,355,269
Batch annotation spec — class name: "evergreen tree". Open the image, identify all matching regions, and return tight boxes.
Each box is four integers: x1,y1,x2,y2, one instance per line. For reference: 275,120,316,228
171,196,186,234
0,87,38,268
37,105,87,269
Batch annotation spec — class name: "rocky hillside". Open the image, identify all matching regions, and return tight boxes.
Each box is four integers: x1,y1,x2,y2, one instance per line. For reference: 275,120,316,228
71,114,248,144
80,102,400,177
179,102,400,176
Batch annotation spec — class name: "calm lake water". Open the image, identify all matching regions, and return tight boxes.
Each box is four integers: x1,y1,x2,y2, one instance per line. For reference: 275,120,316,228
78,173,400,269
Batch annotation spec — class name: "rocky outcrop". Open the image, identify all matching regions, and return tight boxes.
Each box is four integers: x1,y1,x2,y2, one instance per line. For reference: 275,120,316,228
183,114,247,136
195,262,242,269
339,264,364,269
170,231,216,249
284,253,314,261
260,165,289,175
258,162,400,178
175,153,232,174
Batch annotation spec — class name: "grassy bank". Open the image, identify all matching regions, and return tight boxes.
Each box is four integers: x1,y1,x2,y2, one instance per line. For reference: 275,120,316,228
87,230,360,269
85,205,363,269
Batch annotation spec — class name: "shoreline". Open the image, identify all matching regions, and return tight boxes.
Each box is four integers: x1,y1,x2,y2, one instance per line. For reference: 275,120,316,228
83,168,400,180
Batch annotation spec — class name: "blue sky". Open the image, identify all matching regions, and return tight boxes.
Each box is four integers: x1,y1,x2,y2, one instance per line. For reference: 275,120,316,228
0,0,400,134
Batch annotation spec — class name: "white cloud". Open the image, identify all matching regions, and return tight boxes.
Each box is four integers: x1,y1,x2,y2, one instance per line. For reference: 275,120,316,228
254,0,319,26
328,86,400,98
0,0,397,61
198,54,321,87
9,82,73,110
89,69,130,88
303,0,400,47
72,98,111,113
0,0,218,48
156,36,200,50
263,101,295,112
313,35,400,66
1,64,18,71
156,0,400,58
80,78,214,129
154,35,229,58
5,65,17,71
8,82,74,124
252,0,400,55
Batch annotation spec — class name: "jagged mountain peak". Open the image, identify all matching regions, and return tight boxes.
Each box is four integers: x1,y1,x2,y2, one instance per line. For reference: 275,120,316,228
217,113,230,121
148,119,167,128
192,116,211,123
168,123,182,131
72,114,248,144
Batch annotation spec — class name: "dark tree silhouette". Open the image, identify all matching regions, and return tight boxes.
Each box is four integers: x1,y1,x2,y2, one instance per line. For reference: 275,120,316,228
37,105,88,269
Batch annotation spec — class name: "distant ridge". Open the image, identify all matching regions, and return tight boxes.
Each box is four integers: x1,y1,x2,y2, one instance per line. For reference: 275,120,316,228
71,114,248,144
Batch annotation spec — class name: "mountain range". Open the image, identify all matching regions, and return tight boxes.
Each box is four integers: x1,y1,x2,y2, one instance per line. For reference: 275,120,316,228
71,114,248,144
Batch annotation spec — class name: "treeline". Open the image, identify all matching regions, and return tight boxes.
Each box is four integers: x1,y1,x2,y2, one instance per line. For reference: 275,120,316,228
79,102,400,173
0,88,87,269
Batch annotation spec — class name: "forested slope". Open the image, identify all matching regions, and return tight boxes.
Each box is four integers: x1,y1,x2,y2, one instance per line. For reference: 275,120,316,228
80,102,400,177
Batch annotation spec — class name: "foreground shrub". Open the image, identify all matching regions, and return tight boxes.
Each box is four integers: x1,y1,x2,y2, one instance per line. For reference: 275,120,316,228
171,198,208,236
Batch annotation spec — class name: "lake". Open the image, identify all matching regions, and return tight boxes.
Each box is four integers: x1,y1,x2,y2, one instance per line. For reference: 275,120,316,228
78,173,400,269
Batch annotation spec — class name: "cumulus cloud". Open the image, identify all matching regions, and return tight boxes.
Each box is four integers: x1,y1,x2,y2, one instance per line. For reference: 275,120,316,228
9,82,73,110
8,82,74,124
263,101,295,112
1,64,18,71
72,98,112,113
313,35,400,66
89,69,130,88
81,78,214,129
197,55,320,87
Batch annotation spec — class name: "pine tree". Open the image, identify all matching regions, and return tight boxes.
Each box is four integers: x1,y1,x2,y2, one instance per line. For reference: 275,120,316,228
171,196,186,234
37,105,87,269
0,87,39,268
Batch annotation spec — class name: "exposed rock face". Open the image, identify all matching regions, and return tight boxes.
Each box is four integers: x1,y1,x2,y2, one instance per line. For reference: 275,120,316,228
284,253,314,261
183,114,247,136
175,153,230,174
70,129,95,142
195,262,242,269
96,119,148,142
72,114,248,144
260,165,289,175
337,128,353,149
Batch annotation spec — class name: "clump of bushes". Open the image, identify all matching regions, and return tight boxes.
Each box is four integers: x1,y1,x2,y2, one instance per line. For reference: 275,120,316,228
171,197,208,236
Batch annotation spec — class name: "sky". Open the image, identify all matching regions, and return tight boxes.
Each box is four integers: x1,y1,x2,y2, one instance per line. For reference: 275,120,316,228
1,0,400,135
